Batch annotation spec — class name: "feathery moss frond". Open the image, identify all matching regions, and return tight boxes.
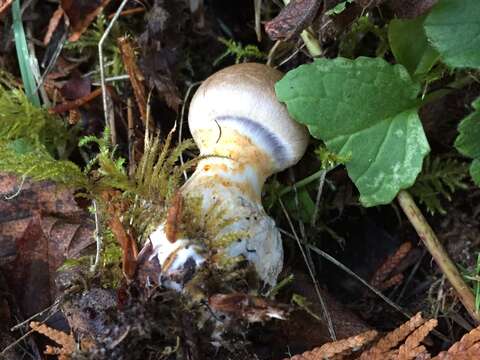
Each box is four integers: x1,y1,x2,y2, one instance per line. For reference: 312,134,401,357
0,141,88,187
410,155,469,215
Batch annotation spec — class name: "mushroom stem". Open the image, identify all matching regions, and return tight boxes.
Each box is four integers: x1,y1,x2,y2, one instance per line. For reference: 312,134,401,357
184,157,266,202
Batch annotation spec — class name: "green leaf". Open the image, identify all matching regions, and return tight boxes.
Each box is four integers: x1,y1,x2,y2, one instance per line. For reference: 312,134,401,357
424,0,480,69
326,0,354,16
388,16,439,77
276,57,430,206
12,0,40,107
454,98,480,185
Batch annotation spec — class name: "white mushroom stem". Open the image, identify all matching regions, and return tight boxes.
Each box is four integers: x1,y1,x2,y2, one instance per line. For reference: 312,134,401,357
149,63,309,290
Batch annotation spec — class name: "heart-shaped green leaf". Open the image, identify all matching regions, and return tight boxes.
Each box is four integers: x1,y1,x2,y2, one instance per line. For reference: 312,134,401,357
276,57,430,206
424,0,480,69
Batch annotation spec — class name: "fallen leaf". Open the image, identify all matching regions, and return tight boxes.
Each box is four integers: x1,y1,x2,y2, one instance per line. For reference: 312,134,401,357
60,0,111,42
60,75,91,101
265,0,322,41
0,174,94,317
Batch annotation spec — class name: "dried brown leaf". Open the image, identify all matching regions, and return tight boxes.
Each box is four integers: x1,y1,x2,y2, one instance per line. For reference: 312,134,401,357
60,75,92,101
0,174,94,316
265,0,322,41
61,0,111,42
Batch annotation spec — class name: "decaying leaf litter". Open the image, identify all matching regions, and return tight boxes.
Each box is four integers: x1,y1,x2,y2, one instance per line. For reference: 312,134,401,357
0,0,480,359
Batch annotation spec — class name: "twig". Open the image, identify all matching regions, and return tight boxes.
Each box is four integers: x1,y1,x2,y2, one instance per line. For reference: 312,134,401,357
279,199,337,340
397,190,480,324
254,0,262,42
279,167,333,198
288,168,337,339
0,328,37,356
2,299,61,357
277,43,305,68
107,7,146,19
311,169,326,225
90,199,102,273
92,74,130,85
127,97,135,177
49,87,103,113
4,174,27,200
117,36,151,130
266,40,282,66
10,299,61,332
98,0,129,144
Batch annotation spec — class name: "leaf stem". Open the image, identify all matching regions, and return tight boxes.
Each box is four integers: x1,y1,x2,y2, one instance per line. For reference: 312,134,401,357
397,190,480,324
279,167,331,197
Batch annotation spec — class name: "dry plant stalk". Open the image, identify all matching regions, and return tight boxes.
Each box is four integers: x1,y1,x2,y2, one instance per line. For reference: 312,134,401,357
117,36,150,129
101,190,139,280
30,321,75,359
397,190,480,324
370,242,412,290
49,87,103,114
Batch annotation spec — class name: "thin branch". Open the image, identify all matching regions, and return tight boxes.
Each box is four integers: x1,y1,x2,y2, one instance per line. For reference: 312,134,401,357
397,190,480,324
311,169,326,225
98,0,129,144
90,199,102,273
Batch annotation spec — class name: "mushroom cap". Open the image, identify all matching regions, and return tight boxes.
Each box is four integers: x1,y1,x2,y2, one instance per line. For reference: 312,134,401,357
188,63,309,174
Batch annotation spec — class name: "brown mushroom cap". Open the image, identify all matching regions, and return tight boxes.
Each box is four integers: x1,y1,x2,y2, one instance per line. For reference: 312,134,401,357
188,63,309,174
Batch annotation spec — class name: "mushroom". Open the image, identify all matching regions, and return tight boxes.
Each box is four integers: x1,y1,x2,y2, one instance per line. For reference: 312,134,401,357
149,63,309,290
